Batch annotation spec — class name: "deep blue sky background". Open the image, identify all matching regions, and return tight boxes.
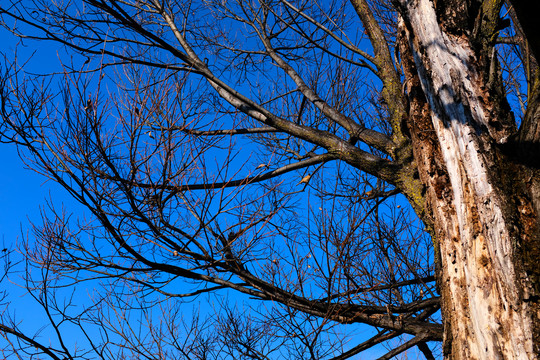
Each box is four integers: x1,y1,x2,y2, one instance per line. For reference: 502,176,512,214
0,28,90,347
0,3,525,358
0,28,68,253
0,16,436,358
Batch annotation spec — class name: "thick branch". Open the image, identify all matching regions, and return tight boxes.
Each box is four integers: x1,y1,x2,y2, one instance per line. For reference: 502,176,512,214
349,0,409,142
329,331,401,360
176,126,280,136
0,323,63,360
377,334,431,360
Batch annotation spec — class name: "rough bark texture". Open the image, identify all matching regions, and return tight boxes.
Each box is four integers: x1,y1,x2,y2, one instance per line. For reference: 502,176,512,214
397,0,540,358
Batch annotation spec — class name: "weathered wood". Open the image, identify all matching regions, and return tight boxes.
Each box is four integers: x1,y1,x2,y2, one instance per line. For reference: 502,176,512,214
397,0,539,358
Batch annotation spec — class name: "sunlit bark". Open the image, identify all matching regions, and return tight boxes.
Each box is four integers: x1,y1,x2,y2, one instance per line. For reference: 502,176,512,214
397,0,539,358
0,0,538,359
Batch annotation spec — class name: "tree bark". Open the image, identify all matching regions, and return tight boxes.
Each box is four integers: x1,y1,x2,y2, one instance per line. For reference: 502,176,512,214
398,0,540,358
507,0,540,64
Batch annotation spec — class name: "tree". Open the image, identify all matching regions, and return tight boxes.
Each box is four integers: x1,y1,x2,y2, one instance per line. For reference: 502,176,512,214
0,0,538,359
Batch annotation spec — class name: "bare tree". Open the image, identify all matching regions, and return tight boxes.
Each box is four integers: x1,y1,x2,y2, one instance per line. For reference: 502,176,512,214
0,0,538,359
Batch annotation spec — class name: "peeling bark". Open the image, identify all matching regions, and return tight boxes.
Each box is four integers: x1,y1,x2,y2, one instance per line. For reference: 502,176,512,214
397,0,539,358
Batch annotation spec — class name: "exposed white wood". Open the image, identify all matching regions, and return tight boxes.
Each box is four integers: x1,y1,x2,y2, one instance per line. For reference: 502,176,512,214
398,0,535,358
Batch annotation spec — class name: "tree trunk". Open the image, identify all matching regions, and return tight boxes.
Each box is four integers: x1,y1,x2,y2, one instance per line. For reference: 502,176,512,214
398,0,540,358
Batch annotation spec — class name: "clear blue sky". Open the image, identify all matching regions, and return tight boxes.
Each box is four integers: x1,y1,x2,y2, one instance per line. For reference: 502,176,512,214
0,27,70,251
0,19,437,359
0,26,96,351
